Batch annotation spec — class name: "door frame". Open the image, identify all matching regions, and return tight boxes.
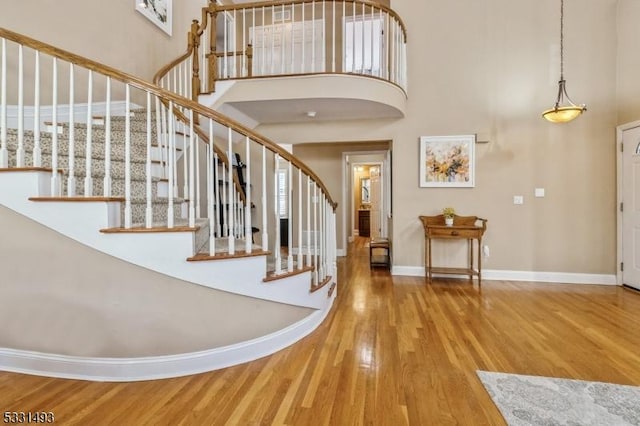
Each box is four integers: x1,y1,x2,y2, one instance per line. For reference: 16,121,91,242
341,151,388,253
616,120,640,286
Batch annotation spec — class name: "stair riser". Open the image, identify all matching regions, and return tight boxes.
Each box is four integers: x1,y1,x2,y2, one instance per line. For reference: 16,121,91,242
5,132,150,161
8,151,150,181
126,201,184,224
62,175,159,199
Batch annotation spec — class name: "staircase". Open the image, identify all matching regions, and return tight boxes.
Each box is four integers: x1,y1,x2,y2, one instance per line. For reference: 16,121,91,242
0,27,338,381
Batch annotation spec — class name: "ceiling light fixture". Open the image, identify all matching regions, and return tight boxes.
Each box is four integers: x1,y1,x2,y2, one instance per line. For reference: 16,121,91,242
542,0,586,123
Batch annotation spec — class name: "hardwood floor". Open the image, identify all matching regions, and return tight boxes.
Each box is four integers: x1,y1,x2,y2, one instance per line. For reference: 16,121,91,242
2,237,640,425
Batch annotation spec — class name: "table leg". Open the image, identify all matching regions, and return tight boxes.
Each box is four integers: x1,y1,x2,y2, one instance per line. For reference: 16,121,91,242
478,237,482,286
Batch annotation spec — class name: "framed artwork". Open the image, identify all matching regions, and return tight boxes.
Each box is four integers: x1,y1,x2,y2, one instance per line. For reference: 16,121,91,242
136,0,172,36
419,134,475,187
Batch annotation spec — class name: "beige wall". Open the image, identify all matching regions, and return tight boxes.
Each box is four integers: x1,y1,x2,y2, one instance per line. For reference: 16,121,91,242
0,0,206,83
261,0,626,274
616,0,640,124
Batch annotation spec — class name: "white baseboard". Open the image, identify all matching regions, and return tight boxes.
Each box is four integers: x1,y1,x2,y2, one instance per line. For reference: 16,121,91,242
0,297,335,382
391,266,617,286
6,101,142,131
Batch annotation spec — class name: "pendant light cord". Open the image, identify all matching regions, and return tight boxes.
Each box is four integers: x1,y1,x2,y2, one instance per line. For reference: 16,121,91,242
560,0,564,80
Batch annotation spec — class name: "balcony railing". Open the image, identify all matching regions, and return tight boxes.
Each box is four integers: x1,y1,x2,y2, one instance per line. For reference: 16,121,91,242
155,0,407,101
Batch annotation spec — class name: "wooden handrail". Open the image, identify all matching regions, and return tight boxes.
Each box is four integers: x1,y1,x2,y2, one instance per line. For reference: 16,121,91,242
0,27,337,211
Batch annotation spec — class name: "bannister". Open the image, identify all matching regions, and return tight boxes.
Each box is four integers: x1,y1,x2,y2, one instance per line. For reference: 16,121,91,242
0,26,337,286
158,0,407,96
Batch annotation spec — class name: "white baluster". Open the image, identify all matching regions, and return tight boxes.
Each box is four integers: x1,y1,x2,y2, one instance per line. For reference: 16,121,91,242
287,160,293,272
302,3,306,73
16,45,24,167
332,1,336,72
245,136,252,253
178,61,183,98
261,6,266,76
291,4,295,73
33,51,41,167
214,152,221,239
261,145,268,250
385,12,390,80
252,7,256,77
67,64,75,196
222,163,227,237
159,99,168,180
313,181,318,285
274,154,281,274
306,174,311,268
378,8,383,78
145,93,153,228
242,8,246,77
233,9,237,78
224,11,228,78
227,126,235,253
196,133,201,220
281,3,285,75
167,102,175,228
270,4,275,75
103,78,112,196
361,2,365,75
297,169,303,270
84,71,93,196
183,118,189,201
50,57,59,195
0,38,7,168
124,85,132,228
370,5,374,76
319,192,325,281
188,110,196,227
322,0,326,72
312,0,316,73
209,123,216,255
351,1,356,73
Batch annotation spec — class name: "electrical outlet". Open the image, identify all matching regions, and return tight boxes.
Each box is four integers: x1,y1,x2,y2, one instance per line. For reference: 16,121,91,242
513,195,524,205
483,245,490,257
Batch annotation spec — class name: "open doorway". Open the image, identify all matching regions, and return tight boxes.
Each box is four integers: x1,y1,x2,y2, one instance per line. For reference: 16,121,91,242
343,150,391,254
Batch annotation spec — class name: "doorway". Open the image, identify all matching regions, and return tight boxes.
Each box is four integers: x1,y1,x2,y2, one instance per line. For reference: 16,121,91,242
618,121,640,290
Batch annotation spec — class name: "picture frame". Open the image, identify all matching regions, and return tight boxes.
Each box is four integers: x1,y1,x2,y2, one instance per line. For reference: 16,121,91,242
419,134,475,187
136,0,172,36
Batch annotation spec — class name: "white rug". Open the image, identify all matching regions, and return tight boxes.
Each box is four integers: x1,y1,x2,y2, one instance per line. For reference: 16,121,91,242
477,371,640,426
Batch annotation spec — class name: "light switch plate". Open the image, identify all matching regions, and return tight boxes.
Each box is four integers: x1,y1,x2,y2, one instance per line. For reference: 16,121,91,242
513,195,524,205
535,188,545,197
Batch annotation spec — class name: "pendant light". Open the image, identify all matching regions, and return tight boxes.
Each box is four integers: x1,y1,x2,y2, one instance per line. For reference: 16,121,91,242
542,0,586,123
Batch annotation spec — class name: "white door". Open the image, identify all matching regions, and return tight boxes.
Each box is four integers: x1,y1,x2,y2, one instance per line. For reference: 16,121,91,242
370,166,381,239
251,20,325,76
622,124,640,290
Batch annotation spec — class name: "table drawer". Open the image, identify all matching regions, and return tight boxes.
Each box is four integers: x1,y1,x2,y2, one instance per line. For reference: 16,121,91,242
428,228,481,239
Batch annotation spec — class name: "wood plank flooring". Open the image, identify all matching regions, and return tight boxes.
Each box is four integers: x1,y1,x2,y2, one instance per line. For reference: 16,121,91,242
2,237,640,425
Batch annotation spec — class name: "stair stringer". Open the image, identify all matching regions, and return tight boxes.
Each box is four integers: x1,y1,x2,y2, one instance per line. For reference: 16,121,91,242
0,170,333,310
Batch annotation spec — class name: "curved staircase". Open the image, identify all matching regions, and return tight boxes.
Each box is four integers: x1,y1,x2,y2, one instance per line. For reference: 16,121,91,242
0,27,338,381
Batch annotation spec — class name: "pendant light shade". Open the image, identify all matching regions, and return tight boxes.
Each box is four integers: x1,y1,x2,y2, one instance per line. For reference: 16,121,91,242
542,0,586,123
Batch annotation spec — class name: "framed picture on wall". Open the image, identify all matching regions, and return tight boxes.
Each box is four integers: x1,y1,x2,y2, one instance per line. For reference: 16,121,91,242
135,0,172,36
419,134,475,187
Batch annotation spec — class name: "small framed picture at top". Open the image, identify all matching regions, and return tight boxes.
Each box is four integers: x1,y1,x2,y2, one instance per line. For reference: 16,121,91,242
136,0,172,36
419,134,475,188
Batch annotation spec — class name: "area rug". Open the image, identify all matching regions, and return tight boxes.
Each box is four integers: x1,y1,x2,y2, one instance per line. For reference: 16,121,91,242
477,370,640,426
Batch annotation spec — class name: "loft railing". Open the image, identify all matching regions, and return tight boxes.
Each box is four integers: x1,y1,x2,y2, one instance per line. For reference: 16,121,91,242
0,27,338,288
156,0,407,98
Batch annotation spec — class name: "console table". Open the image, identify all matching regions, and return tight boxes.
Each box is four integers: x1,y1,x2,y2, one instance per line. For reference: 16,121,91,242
419,214,488,285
